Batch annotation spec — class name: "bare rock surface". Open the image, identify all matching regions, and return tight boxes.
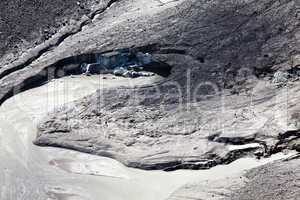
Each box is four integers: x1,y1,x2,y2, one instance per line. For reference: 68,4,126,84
1,0,300,103
167,157,300,200
0,0,300,199
228,157,300,200
34,79,300,170
0,0,299,170
31,0,300,170
0,0,101,63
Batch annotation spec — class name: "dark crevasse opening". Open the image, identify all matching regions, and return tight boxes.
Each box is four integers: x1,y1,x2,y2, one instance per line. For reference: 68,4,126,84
77,48,172,78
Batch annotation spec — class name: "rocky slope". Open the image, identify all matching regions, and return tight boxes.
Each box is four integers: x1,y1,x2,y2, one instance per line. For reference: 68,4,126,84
228,156,300,200
34,77,300,170
0,0,299,169
0,0,299,199
27,0,299,170
0,0,99,63
168,156,300,200
1,0,299,104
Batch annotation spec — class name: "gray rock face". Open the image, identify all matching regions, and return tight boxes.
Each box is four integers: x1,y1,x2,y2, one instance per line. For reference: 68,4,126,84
0,0,98,62
0,0,299,170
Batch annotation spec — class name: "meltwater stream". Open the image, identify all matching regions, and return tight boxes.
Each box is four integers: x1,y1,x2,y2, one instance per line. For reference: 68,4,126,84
0,75,296,200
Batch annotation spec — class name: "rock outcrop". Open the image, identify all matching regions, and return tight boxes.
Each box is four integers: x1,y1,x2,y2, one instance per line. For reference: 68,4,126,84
32,0,300,169
0,0,299,169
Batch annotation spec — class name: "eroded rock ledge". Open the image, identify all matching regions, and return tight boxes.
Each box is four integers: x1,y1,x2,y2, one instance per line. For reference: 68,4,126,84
34,80,300,170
